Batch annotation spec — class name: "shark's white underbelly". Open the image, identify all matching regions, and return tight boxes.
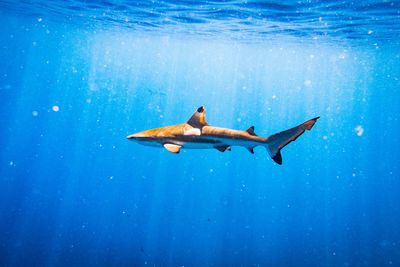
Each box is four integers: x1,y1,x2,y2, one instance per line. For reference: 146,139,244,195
164,136,262,149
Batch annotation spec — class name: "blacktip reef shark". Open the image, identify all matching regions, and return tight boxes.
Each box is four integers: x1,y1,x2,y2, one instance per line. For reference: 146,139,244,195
127,106,319,165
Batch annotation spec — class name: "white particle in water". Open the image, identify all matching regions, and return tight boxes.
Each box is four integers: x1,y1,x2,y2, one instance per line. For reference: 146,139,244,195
32,111,38,116
304,80,311,86
52,105,59,112
38,18,42,22
354,125,364,136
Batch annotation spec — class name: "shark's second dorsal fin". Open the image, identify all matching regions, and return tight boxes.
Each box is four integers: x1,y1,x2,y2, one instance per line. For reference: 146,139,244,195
186,106,209,128
246,126,257,136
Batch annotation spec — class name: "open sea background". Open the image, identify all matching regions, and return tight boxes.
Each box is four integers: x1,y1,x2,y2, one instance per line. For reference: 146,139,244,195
0,0,399,266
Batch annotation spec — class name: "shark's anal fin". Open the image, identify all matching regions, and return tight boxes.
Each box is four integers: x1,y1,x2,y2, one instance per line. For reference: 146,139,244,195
215,145,230,152
245,126,257,136
247,147,255,154
163,144,181,153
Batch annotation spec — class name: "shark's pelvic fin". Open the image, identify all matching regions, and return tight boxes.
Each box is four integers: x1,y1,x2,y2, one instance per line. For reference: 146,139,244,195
265,117,320,165
186,106,209,129
163,143,181,153
215,145,230,152
245,126,257,136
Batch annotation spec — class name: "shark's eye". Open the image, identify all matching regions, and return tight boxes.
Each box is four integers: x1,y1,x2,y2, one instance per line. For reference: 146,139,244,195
197,106,204,113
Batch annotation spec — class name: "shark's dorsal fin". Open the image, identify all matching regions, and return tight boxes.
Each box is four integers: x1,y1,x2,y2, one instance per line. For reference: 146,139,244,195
163,144,181,153
186,106,209,128
245,126,257,136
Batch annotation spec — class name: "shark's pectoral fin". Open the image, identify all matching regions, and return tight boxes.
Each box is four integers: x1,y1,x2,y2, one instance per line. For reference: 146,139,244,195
163,144,181,153
215,145,230,152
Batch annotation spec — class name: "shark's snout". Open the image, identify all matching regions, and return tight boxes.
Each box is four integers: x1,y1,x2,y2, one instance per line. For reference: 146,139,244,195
127,131,160,147
127,132,145,139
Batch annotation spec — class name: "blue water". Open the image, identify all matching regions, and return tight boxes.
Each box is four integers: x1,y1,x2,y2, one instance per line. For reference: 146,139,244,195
1,1,400,266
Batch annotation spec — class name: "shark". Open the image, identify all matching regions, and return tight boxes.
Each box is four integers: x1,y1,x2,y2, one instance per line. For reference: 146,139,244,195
127,106,319,165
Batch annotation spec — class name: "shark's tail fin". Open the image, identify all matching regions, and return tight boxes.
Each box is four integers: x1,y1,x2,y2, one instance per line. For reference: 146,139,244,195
264,117,319,165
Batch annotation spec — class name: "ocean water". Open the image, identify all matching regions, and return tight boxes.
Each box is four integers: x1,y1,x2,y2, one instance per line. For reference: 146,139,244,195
0,1,400,266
